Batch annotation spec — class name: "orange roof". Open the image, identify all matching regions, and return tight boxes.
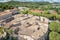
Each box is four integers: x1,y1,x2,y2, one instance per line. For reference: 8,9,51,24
51,11,57,14
31,10,43,13
0,10,12,16
49,10,57,14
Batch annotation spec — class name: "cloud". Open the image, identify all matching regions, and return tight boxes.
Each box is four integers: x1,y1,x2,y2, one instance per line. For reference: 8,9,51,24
0,0,60,2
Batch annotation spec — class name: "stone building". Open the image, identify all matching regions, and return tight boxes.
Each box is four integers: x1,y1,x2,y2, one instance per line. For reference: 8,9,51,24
0,10,12,20
4,14,49,40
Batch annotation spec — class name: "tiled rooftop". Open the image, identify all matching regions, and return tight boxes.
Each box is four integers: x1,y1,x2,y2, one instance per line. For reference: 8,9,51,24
0,10,12,16
4,14,49,40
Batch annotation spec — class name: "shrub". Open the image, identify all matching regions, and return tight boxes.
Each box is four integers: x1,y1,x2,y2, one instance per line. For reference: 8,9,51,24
49,21,60,32
49,31,60,40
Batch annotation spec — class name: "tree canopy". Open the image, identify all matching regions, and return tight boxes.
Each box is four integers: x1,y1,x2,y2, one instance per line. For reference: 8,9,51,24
49,21,60,32
49,31,60,40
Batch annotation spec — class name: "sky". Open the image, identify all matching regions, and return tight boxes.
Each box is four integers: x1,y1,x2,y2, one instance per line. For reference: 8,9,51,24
0,0,60,2
13,0,60,2
18,0,60,2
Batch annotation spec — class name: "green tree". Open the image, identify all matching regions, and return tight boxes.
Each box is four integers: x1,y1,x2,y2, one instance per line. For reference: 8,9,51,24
0,27,14,40
49,31,60,40
0,27,6,38
49,21,60,32
6,29,14,40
